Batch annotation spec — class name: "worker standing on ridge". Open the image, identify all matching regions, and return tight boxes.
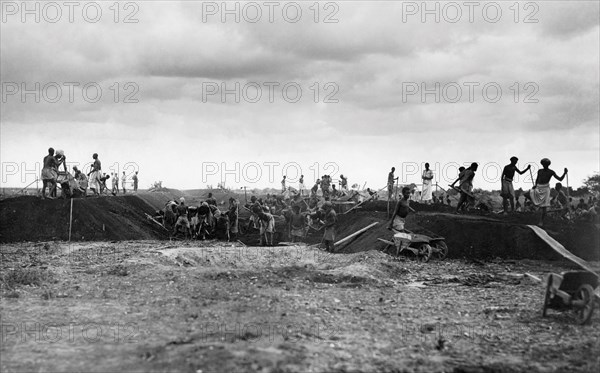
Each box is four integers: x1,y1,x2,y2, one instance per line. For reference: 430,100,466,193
453,162,478,213
551,183,570,219
132,171,139,192
527,158,567,227
340,174,348,192
388,186,411,232
281,176,287,193
121,171,127,194
41,147,58,199
388,167,396,200
87,153,102,196
500,156,530,214
112,172,119,194
321,175,331,199
299,175,305,196
55,149,67,173
322,201,337,252
421,163,434,204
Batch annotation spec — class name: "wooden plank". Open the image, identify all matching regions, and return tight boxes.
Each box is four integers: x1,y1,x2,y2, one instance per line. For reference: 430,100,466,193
377,238,394,245
145,213,169,231
527,224,598,276
334,222,378,246
524,272,542,282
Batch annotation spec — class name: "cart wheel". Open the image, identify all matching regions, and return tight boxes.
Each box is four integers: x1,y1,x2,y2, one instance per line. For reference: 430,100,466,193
417,244,432,263
433,241,448,260
574,284,595,325
542,274,553,317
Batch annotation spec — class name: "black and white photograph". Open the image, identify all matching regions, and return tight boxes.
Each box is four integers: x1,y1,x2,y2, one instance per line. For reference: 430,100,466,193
1,0,599,371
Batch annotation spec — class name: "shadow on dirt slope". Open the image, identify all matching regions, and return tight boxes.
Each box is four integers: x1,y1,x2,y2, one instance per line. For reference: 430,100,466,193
0,195,169,242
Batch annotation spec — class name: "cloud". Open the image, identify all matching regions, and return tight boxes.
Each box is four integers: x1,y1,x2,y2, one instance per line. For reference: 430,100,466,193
1,1,598,190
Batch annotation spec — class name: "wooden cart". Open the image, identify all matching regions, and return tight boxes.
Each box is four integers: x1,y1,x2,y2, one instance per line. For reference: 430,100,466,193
542,271,599,325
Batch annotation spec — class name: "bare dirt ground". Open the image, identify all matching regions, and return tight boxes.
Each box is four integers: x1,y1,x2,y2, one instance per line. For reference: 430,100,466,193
1,241,599,373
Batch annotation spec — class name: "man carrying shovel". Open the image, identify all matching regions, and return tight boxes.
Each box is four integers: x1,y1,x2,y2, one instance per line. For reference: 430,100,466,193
525,158,568,227
451,162,478,213
388,186,411,232
501,156,531,213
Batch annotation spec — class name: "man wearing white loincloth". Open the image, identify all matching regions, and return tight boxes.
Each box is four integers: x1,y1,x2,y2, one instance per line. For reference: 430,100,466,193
298,175,305,196
87,153,102,196
527,158,568,227
421,163,434,204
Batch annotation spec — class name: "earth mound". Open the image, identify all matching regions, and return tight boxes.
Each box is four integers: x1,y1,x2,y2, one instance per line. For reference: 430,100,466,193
0,195,169,242
333,208,599,261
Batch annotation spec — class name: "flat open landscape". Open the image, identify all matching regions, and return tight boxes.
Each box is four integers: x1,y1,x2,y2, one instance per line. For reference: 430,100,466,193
2,240,599,373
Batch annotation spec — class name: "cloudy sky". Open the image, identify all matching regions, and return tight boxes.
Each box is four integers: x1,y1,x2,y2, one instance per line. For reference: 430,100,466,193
1,0,599,192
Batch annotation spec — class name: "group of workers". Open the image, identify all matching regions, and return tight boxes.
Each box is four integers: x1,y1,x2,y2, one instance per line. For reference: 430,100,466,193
40,146,599,247
163,192,239,241
160,156,599,249
40,148,139,199
386,157,598,228
164,188,340,251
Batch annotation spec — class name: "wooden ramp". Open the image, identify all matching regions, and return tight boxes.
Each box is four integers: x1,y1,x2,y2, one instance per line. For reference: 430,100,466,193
528,225,598,276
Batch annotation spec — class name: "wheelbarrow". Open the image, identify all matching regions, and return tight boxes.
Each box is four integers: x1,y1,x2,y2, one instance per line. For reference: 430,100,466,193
378,231,448,262
542,271,599,325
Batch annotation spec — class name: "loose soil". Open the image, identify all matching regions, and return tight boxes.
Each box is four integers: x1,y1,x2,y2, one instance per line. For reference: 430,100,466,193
1,241,598,372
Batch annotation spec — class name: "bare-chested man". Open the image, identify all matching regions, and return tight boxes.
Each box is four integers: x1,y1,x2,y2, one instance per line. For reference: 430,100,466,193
41,148,58,199
452,163,478,213
387,167,396,200
289,204,307,243
526,158,567,226
388,186,411,231
501,156,530,213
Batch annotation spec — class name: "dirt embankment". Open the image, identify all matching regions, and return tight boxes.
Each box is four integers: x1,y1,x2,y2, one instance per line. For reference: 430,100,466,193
0,195,169,242
333,207,599,261
1,195,597,261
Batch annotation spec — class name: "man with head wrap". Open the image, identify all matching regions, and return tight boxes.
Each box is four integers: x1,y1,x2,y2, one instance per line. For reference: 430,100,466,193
527,158,568,226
